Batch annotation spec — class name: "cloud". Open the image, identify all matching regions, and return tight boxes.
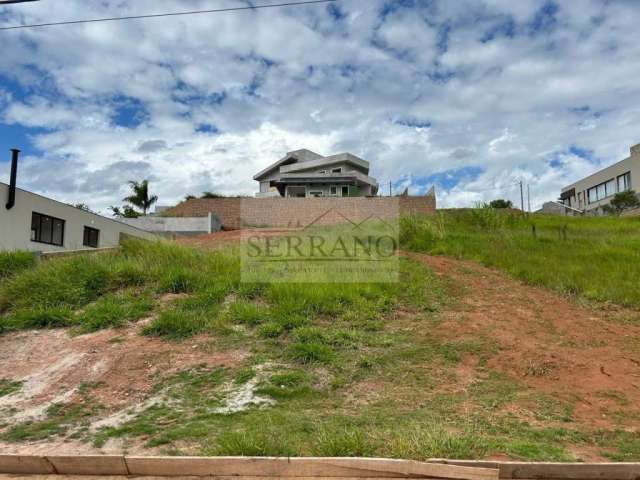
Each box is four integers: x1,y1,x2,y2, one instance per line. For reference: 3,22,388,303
0,0,639,214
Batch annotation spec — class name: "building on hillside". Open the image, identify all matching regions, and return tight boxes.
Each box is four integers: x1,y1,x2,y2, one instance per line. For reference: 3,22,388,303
253,149,379,198
1,149,156,252
560,143,640,215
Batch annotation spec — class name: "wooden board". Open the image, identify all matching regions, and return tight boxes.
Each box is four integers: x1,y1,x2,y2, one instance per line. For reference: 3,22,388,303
0,456,55,475
123,457,497,479
45,456,128,476
428,460,640,480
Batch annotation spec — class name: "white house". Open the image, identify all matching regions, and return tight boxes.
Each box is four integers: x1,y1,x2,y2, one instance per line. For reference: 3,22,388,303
1,149,155,252
254,149,379,198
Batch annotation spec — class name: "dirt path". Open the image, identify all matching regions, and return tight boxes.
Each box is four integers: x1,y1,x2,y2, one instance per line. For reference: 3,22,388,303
413,253,640,431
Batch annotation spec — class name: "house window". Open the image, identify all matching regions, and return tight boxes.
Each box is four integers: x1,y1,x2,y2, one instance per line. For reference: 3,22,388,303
309,191,323,197
330,186,337,195
318,170,327,174
618,172,631,192
332,167,342,173
588,178,617,204
31,212,65,246
83,226,100,248
341,186,349,197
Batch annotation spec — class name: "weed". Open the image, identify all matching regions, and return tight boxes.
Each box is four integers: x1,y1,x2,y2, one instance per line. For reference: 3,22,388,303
288,342,335,364
0,378,23,397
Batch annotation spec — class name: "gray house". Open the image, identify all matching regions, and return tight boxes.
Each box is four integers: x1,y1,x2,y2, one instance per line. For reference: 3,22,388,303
254,149,379,198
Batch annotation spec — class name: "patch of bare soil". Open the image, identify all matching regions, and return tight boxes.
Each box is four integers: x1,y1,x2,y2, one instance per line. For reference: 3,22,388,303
0,314,247,454
412,253,640,431
176,228,299,250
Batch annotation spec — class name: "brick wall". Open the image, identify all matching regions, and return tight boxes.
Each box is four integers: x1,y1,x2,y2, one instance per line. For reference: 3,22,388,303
164,195,435,230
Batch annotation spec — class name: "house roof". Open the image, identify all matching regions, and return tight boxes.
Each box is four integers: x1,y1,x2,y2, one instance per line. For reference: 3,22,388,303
253,149,324,180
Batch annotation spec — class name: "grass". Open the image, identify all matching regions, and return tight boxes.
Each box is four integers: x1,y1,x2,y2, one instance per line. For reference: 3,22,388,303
400,210,640,307
2,233,640,461
0,251,36,281
0,378,23,397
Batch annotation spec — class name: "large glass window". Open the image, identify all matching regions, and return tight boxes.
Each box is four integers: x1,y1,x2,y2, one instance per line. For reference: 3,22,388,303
618,172,631,192
588,178,618,204
31,212,65,246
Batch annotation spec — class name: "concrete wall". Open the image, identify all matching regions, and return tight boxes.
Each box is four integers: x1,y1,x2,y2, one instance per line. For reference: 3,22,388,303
164,194,436,230
0,183,156,252
561,145,640,214
122,213,221,235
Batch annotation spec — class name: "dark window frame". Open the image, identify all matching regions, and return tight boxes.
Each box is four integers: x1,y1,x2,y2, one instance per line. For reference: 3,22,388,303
31,211,65,247
83,226,100,248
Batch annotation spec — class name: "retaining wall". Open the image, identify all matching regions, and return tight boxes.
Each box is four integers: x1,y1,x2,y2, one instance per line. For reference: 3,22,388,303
164,195,436,230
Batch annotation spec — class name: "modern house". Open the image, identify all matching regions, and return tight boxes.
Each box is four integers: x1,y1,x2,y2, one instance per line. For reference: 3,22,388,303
253,149,379,198
560,143,640,215
1,149,155,252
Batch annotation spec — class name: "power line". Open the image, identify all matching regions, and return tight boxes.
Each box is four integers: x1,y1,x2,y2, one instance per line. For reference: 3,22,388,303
0,0,337,31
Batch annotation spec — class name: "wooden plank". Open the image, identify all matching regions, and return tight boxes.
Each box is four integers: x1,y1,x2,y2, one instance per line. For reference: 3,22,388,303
44,456,128,476
124,457,497,479
0,456,56,475
324,459,498,480
428,460,640,480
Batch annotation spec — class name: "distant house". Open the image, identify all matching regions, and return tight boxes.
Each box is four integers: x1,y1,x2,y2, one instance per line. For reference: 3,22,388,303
253,149,379,198
1,149,155,252
560,143,640,215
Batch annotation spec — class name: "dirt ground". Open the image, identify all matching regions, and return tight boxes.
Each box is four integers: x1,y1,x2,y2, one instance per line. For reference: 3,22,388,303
413,253,640,431
0,305,247,455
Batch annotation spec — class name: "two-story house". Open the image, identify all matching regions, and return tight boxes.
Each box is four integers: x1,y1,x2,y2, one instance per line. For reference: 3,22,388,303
560,143,639,214
254,149,379,198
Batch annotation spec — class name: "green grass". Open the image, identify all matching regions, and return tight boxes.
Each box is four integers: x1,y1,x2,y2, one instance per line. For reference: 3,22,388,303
400,210,640,307
0,378,23,397
2,233,639,461
0,251,36,281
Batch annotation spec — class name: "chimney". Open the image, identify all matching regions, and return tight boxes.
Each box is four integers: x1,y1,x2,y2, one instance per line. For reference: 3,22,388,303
5,148,19,210
631,144,640,158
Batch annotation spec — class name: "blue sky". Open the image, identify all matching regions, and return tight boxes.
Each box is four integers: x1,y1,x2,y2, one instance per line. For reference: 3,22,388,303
1,0,639,213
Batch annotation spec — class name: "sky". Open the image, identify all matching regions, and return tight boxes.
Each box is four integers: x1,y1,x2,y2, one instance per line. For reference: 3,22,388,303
1,0,639,214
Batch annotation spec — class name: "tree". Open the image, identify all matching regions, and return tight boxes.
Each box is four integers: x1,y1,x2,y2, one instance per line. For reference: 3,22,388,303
184,194,196,201
109,205,140,218
489,199,513,209
201,191,225,198
73,203,92,212
123,180,158,215
603,190,640,216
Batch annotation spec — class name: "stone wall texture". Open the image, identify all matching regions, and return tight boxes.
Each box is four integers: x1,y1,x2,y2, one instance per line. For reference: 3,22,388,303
164,195,436,230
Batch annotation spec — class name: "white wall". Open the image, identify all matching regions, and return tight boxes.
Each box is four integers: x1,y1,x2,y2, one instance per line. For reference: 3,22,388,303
0,183,156,252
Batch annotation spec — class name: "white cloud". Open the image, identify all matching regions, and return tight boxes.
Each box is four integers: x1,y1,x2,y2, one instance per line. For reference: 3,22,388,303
0,0,639,214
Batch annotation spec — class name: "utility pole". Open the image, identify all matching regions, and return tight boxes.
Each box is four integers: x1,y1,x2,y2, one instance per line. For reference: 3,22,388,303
389,180,392,197
519,180,525,212
527,184,531,213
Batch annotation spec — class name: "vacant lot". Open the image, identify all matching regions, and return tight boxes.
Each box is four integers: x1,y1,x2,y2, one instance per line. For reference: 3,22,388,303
0,218,639,460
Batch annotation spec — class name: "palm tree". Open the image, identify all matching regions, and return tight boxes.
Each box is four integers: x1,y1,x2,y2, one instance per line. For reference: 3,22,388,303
123,180,158,215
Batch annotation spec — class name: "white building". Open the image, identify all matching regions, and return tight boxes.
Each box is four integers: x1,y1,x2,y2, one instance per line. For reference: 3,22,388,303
1,150,155,252
254,149,379,198
560,143,640,215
